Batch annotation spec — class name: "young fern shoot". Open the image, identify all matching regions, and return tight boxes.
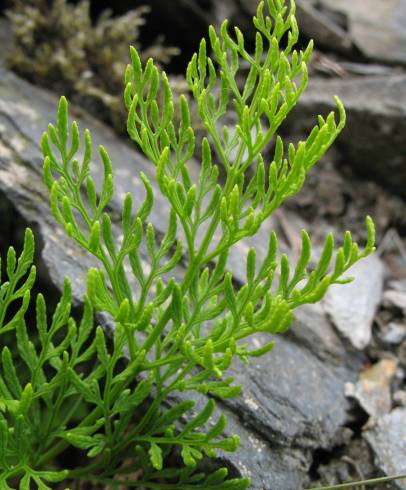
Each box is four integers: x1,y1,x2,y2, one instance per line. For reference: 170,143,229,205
0,0,375,488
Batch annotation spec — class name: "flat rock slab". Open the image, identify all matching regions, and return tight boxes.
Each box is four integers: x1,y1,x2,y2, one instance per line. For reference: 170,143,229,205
323,254,384,349
289,74,406,197
319,0,406,66
295,0,352,54
0,54,367,488
225,329,359,450
364,408,406,490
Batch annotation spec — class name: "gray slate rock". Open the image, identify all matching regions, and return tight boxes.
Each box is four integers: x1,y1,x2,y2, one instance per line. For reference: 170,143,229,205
384,290,406,312
295,1,352,54
224,327,360,450
319,0,406,66
382,323,406,346
171,390,310,490
289,74,406,197
227,0,353,54
364,408,406,490
209,0,406,66
0,46,367,488
323,254,384,349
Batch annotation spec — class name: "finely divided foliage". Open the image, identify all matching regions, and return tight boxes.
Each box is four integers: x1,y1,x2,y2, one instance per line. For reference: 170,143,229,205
0,0,375,488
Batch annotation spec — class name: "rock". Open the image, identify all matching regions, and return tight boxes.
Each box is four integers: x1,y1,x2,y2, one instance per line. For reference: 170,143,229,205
323,254,384,349
388,279,406,293
319,0,406,66
384,290,406,312
106,0,355,60
0,38,369,487
311,438,376,489
399,341,406,369
289,74,406,197
393,390,406,408
224,327,361,451
209,0,354,55
295,0,353,54
223,419,308,490
209,0,354,56
381,322,406,346
338,62,400,77
364,407,406,490
0,63,160,301
132,0,406,69
177,391,310,490
345,359,398,418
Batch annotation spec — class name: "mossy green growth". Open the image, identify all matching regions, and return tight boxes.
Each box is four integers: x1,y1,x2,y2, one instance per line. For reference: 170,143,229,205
6,0,180,132
0,0,375,488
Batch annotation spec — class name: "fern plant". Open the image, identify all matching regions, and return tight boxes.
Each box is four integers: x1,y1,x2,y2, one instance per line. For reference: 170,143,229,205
0,0,376,488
